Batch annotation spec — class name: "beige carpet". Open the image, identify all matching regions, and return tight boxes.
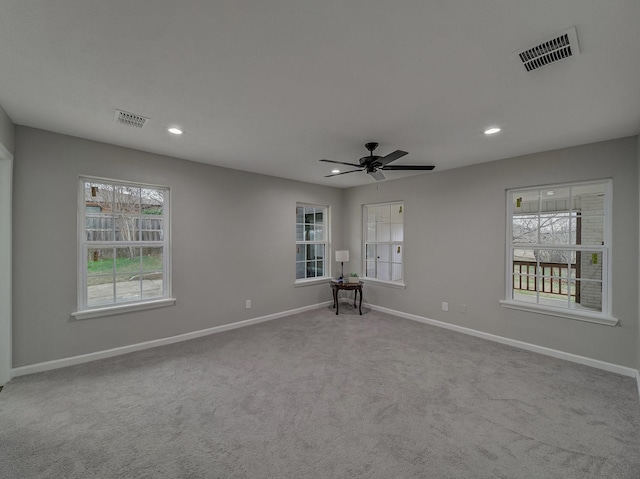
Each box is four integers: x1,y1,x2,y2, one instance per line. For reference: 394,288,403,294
1,307,639,478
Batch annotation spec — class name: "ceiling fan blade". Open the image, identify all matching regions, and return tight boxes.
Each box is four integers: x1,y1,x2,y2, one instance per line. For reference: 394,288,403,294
377,150,408,166
320,159,362,168
367,170,386,181
381,165,435,171
325,169,361,177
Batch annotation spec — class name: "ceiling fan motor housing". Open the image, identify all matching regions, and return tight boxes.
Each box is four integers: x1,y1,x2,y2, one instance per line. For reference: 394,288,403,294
360,155,381,166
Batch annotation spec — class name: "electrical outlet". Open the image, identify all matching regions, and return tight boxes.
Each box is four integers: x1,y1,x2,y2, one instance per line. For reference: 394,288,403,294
245,300,251,309
442,302,448,312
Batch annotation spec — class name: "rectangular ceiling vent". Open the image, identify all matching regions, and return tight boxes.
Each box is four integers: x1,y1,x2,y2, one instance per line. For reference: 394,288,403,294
114,109,149,128
515,27,580,72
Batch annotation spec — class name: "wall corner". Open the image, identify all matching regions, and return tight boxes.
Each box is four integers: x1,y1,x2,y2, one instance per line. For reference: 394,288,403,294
0,103,15,157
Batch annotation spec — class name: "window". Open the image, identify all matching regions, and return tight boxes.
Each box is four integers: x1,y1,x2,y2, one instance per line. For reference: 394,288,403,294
296,204,329,281
74,177,173,318
502,180,615,324
363,201,404,285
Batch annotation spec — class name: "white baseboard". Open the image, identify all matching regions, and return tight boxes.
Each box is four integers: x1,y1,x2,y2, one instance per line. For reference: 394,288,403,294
11,301,332,378
11,300,640,401
366,303,639,379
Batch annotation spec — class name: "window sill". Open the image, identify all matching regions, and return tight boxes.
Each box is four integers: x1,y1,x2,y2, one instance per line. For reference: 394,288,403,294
499,300,618,326
72,298,177,320
361,278,406,289
294,277,331,287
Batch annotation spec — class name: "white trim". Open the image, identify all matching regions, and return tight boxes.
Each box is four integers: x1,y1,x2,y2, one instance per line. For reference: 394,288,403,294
10,300,640,402
294,277,331,287
77,179,85,309
505,179,614,321
0,150,13,385
365,303,637,378
71,297,177,320
362,201,405,285
79,175,168,189
12,301,332,378
361,278,406,289
296,202,331,281
499,300,618,326
77,176,172,315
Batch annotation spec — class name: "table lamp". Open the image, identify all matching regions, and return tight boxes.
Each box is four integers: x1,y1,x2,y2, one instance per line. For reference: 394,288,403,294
335,250,349,279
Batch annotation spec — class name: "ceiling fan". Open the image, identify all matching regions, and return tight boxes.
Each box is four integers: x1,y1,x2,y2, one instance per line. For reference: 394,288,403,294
320,142,435,181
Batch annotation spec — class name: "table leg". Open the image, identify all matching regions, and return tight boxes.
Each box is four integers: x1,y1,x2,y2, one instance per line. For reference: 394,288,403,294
358,286,362,315
336,289,339,315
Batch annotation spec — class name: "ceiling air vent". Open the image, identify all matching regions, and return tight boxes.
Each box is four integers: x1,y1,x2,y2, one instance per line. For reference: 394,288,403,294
515,27,580,72
114,109,149,128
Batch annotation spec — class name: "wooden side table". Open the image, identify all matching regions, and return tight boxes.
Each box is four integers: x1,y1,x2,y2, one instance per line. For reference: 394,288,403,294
330,280,363,315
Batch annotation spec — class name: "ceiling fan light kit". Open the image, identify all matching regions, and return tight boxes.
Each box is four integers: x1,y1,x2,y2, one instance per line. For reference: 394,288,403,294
320,142,435,181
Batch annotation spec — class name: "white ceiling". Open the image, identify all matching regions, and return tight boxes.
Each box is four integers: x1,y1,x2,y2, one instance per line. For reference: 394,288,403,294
1,1,639,187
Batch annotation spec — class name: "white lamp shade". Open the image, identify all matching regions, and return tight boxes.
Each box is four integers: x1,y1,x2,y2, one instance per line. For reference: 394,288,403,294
335,250,349,262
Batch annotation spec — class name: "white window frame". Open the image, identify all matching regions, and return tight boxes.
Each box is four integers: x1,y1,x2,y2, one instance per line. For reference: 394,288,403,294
500,179,616,326
72,176,175,319
295,203,331,285
362,201,405,288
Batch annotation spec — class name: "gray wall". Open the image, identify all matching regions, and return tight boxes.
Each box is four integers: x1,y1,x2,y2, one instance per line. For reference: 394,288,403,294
344,137,639,368
12,127,343,367
11,127,640,370
0,104,14,155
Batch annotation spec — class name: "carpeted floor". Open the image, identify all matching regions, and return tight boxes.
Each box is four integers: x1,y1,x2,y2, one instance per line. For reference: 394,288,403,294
1,307,639,478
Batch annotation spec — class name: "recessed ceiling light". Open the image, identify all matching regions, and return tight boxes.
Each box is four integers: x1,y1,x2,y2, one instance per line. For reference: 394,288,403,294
331,169,340,174
484,127,501,135
168,127,183,135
